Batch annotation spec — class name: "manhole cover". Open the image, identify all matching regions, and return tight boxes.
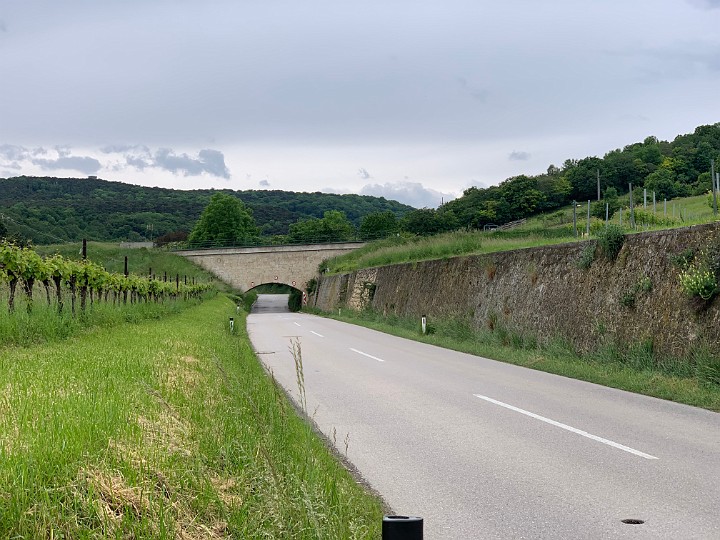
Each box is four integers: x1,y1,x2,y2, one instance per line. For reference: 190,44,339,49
621,519,645,525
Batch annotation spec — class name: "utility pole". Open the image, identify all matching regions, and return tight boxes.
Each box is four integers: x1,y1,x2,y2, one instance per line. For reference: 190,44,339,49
597,169,601,201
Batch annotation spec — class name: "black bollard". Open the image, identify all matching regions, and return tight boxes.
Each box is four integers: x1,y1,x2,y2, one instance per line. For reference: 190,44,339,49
383,515,423,540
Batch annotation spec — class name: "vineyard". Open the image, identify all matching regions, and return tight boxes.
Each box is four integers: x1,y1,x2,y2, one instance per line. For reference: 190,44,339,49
0,241,215,346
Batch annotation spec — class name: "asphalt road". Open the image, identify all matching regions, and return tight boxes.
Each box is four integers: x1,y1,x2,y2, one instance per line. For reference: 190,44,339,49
247,295,720,539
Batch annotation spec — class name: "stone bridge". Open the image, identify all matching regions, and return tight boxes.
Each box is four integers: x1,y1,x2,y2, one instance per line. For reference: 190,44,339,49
178,242,364,292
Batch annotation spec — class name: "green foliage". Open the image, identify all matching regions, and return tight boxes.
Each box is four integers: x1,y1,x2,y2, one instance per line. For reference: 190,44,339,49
680,264,718,301
596,224,625,260
577,243,597,270
288,210,355,243
401,208,458,236
620,277,653,308
632,208,679,227
188,193,260,247
678,234,720,302
288,288,303,312
359,210,399,240
0,176,412,244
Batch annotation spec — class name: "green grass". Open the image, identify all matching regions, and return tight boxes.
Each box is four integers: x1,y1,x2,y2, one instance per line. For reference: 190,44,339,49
0,296,384,538
309,307,720,412
325,194,720,274
0,289,209,347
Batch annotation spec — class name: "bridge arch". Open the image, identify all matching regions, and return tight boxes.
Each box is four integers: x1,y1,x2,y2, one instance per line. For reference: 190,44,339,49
178,242,364,293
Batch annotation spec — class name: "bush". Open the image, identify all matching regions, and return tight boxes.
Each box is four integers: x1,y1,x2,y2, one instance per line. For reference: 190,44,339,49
596,224,625,260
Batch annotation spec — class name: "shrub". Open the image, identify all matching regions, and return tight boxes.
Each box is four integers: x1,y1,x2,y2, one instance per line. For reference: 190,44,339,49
679,265,718,301
577,243,596,270
596,224,625,260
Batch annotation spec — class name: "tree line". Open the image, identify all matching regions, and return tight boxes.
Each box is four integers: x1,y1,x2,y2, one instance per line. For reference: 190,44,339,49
0,177,413,244
430,123,720,233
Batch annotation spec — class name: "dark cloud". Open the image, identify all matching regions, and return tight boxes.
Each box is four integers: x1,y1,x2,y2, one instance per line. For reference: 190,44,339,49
360,181,455,208
358,168,371,180
259,179,270,187
150,148,230,179
509,151,531,161
32,155,102,174
0,144,30,162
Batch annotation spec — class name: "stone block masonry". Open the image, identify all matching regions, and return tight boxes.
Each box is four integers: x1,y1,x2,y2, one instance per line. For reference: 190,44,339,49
312,224,720,359
179,243,364,293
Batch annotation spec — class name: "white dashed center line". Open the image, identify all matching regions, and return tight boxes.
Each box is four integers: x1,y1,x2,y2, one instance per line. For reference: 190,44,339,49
350,348,385,363
473,394,658,460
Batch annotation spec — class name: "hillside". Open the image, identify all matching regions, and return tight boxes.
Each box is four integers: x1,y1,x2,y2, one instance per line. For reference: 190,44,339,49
0,176,413,244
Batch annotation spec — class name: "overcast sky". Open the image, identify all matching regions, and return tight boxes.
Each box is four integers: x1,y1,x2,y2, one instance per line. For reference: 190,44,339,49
1,0,719,208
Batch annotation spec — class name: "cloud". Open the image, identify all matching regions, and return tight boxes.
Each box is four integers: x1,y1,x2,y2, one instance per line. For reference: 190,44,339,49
32,155,102,175
509,151,531,161
360,181,455,208
0,144,101,174
457,77,489,102
259,179,270,187
151,148,230,179
687,0,720,9
101,144,150,154
0,20,6,33
0,144,30,162
358,168,371,180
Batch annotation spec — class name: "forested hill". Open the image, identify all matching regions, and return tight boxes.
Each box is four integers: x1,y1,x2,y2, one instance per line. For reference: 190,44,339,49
0,176,414,244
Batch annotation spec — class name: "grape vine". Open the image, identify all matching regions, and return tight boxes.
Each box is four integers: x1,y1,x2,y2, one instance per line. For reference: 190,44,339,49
0,241,212,314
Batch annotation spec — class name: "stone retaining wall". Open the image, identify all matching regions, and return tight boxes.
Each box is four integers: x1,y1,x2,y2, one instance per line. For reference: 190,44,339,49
312,223,720,358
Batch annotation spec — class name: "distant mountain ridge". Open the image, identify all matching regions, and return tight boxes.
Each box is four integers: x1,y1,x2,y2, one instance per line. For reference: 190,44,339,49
0,176,414,244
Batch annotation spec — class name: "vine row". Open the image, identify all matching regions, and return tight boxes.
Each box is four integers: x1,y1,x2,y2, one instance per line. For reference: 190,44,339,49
0,242,213,314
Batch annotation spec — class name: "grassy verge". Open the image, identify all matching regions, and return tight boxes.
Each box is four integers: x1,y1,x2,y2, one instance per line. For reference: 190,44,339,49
308,307,720,412
0,290,213,347
0,296,384,538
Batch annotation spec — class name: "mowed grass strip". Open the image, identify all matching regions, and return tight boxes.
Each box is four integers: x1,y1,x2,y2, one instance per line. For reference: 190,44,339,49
0,296,384,538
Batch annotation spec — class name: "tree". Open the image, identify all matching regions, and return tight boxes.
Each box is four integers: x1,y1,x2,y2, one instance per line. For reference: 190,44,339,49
188,193,259,247
288,210,355,243
401,208,458,236
359,211,399,240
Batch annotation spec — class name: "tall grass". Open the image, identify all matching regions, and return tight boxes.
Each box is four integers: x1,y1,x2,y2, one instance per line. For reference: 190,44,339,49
0,287,212,347
311,307,720,411
328,229,576,273
0,296,384,538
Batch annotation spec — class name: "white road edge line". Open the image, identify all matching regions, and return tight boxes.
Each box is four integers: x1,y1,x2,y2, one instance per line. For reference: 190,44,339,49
310,331,324,338
473,394,659,460
350,348,385,363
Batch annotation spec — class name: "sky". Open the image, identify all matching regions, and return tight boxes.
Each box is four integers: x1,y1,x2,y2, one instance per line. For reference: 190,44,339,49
1,0,719,208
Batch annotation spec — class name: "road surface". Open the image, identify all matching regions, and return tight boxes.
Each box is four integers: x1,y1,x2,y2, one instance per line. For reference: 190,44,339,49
247,295,720,539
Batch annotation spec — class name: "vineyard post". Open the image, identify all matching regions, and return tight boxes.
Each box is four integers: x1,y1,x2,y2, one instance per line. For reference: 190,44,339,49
82,239,87,260
164,271,167,282
572,201,577,237
124,256,129,304
586,200,590,236
176,274,179,293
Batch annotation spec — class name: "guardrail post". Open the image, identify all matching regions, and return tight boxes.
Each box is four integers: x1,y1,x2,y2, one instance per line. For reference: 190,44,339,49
382,515,423,539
